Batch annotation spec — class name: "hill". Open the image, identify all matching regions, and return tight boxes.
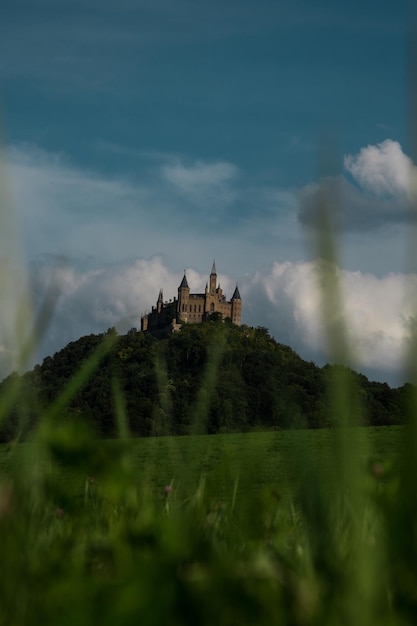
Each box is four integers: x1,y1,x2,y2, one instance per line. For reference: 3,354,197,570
0,322,410,440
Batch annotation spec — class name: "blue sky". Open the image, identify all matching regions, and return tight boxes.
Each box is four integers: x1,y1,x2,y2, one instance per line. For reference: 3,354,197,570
0,0,415,385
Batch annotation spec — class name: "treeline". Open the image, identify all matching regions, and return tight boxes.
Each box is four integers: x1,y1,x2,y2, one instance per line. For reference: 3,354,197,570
0,322,411,441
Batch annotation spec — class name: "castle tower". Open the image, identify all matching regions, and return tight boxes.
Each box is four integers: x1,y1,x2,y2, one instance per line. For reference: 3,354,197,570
157,289,163,313
178,272,190,321
209,260,217,294
231,285,242,325
141,314,148,331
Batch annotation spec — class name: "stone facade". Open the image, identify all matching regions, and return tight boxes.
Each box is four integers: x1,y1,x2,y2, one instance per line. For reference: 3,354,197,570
141,262,242,334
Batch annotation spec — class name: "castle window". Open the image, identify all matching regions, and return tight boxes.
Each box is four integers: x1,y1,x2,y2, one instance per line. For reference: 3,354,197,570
199,305,201,312
210,303,214,312
190,304,192,312
194,304,196,312
182,304,185,312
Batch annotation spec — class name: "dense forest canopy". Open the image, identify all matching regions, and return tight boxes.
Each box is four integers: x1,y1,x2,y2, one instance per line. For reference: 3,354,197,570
0,321,410,441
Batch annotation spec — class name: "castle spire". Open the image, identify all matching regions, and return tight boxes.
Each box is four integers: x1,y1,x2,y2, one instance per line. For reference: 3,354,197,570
209,261,217,293
179,272,189,289
232,285,241,300
156,288,164,313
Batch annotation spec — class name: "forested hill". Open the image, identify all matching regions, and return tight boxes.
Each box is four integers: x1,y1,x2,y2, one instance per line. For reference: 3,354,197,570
0,322,410,440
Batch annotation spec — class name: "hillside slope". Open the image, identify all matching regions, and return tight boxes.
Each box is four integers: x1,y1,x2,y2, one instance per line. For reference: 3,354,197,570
0,322,409,440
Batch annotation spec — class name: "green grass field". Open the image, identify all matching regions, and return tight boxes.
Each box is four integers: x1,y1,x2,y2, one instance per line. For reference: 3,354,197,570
0,424,411,626
0,425,403,502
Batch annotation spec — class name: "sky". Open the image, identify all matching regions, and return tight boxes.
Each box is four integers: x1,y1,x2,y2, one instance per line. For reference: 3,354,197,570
0,0,416,386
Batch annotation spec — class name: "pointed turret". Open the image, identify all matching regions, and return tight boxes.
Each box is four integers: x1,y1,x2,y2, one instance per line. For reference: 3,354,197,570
157,288,164,312
179,273,189,289
178,272,190,321
231,283,242,326
209,261,217,293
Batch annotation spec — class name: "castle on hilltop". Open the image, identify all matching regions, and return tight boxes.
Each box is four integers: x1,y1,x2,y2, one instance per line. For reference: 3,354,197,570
141,262,242,335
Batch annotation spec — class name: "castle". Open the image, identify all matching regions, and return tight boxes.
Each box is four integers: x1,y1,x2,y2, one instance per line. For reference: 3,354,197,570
141,262,242,335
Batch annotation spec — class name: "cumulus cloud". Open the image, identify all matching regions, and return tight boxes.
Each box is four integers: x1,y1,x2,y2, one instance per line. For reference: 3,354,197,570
30,257,177,338
2,139,416,385
8,257,236,376
0,255,411,387
298,175,408,231
298,139,416,232
243,260,416,384
344,139,414,198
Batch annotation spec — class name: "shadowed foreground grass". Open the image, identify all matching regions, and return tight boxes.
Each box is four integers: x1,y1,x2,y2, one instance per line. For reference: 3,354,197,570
0,415,415,626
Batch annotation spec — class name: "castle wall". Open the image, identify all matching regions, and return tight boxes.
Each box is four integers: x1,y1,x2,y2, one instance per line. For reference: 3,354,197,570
141,299,177,332
179,294,206,323
179,292,234,324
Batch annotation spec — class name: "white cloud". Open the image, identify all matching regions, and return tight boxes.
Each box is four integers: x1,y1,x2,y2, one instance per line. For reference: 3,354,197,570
0,256,405,387
3,143,305,276
2,140,416,386
31,258,237,336
244,261,416,383
344,139,415,198
299,140,416,233
163,160,237,189
4,145,225,263
14,258,237,374
4,144,150,263
161,159,238,208
6,144,143,218
0,251,414,387
298,175,409,231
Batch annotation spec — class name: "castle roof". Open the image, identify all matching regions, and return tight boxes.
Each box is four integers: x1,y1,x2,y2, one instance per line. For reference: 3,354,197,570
157,289,163,302
232,285,241,300
179,273,189,289
211,260,217,275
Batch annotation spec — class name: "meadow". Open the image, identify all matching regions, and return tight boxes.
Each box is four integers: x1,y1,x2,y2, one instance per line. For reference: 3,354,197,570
0,422,414,625
0,426,403,500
